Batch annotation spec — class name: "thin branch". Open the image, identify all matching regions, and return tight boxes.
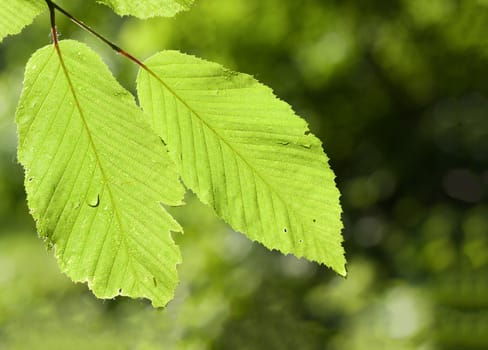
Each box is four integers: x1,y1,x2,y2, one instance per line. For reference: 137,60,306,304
45,0,149,69
45,0,58,46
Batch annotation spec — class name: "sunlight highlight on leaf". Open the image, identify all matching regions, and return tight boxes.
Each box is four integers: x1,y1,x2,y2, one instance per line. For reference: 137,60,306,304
16,40,185,307
137,51,346,275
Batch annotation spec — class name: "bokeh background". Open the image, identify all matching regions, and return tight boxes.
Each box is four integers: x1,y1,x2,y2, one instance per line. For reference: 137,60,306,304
1,0,487,349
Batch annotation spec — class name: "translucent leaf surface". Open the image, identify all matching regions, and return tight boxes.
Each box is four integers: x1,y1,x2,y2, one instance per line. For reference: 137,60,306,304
16,40,185,307
137,51,346,275
0,0,44,43
96,0,194,18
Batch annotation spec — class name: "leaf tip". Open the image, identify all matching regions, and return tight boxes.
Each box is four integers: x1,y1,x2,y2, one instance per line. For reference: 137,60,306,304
335,261,348,277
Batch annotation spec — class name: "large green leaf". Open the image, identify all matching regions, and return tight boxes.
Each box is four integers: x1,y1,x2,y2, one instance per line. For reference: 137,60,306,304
0,0,44,43
137,51,346,275
16,40,185,306
96,0,194,18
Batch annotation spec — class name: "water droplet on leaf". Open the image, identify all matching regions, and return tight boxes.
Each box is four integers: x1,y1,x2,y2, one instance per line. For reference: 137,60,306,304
87,193,100,207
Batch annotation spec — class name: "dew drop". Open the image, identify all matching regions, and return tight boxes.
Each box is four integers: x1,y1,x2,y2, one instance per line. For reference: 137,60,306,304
87,193,100,208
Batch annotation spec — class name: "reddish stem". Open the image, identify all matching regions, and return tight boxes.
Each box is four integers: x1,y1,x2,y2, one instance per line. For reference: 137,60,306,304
45,0,149,70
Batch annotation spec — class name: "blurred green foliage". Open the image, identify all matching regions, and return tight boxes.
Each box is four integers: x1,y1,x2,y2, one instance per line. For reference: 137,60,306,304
1,0,487,348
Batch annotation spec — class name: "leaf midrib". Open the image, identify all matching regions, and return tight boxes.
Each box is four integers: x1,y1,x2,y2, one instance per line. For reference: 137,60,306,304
53,44,136,285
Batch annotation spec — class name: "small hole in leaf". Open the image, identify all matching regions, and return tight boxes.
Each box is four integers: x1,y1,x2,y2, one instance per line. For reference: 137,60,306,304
312,219,316,223
118,288,123,293
298,239,303,244
304,130,311,136
283,228,287,233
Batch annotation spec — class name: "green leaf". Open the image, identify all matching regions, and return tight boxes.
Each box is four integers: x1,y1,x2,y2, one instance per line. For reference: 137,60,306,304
16,40,185,307
96,0,194,18
137,51,346,275
0,0,44,43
